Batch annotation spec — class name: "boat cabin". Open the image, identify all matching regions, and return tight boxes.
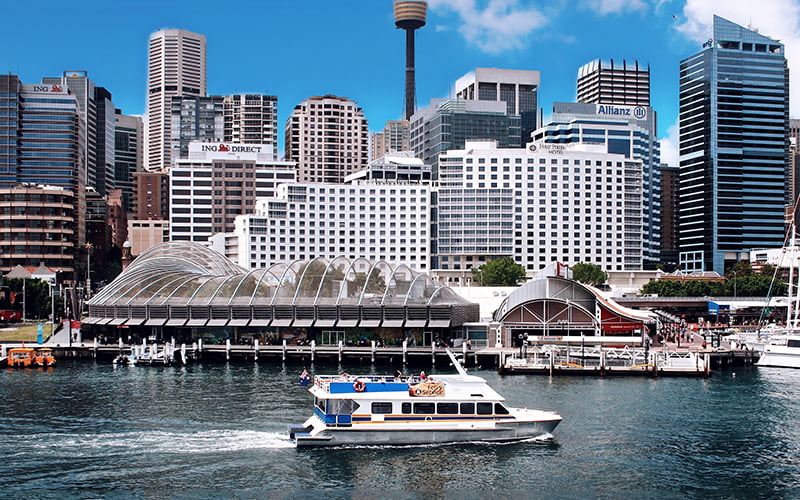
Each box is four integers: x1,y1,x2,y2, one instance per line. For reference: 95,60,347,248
8,347,36,368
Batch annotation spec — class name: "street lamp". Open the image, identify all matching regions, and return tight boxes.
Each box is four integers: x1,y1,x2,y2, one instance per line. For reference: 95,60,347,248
732,271,737,298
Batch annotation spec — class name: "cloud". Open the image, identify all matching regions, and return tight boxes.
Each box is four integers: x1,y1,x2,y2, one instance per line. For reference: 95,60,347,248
659,121,679,169
675,0,800,116
582,0,648,15
427,0,548,53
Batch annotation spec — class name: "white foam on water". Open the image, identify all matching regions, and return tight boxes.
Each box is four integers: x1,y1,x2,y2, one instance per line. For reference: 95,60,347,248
28,429,295,456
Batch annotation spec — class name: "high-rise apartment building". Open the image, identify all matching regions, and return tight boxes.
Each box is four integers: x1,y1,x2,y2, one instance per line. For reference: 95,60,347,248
410,99,521,168
170,95,224,161
114,110,142,213
576,59,650,106
146,29,207,171
678,16,788,273
284,95,369,183
454,67,540,144
372,120,410,161
224,94,279,158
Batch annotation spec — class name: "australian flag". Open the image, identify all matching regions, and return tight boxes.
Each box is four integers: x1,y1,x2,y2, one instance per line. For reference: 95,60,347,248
299,369,311,386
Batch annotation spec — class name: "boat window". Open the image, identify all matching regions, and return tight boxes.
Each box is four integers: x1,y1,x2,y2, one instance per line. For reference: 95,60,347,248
401,402,412,414
437,403,458,414
315,397,325,412
788,340,800,348
460,402,475,414
476,402,493,415
494,403,510,415
413,402,435,414
327,399,357,415
371,402,393,414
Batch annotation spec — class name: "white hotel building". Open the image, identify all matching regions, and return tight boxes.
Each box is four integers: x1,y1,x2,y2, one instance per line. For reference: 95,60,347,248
436,140,644,274
214,156,432,270
170,142,295,243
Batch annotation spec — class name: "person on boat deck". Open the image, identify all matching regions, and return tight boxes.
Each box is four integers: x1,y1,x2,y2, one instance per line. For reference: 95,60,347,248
394,370,402,379
420,370,426,379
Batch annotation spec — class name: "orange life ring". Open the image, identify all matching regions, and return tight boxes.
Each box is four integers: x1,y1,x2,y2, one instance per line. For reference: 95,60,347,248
353,380,366,392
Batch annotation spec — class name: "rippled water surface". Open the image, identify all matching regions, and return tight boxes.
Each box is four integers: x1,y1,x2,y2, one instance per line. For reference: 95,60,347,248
1,360,798,499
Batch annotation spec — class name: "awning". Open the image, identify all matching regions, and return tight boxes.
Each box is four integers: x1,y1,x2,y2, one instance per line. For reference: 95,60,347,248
382,320,404,327
186,319,208,326
145,318,167,326
427,320,451,328
292,319,314,327
108,318,127,325
314,319,336,327
248,319,271,327
228,319,250,326
166,319,187,326
125,318,146,326
405,320,427,328
360,320,380,327
206,319,229,326
82,317,100,324
335,320,358,327
271,319,292,327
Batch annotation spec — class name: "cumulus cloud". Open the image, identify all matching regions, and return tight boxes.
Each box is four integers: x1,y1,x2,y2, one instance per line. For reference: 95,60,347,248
676,0,800,117
427,0,548,53
582,0,648,15
659,122,680,169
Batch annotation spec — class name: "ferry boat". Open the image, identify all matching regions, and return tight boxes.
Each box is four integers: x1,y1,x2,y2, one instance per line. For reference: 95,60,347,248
288,349,562,447
7,347,36,368
34,348,56,367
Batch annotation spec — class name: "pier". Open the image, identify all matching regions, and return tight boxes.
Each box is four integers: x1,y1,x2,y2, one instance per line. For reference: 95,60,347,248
1,338,759,373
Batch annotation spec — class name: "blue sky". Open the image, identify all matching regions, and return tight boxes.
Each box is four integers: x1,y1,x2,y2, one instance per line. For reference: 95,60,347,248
3,0,799,166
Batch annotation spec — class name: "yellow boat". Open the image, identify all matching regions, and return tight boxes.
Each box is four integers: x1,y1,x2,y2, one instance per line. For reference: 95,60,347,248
34,348,56,367
8,347,36,368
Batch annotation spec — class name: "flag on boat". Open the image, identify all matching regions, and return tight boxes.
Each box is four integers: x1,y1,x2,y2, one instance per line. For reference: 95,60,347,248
299,369,311,386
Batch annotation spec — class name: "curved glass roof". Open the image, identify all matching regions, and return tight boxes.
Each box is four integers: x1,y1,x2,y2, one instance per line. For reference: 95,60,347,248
89,242,470,308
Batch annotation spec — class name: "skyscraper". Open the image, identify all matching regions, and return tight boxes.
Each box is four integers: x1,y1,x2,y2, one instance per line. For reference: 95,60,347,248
284,95,369,183
409,98,521,169
114,110,143,213
678,16,789,274
146,29,207,171
42,71,116,196
576,59,650,106
454,67,540,144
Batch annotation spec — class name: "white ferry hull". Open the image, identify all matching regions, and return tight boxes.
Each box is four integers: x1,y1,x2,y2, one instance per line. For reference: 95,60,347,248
292,414,561,448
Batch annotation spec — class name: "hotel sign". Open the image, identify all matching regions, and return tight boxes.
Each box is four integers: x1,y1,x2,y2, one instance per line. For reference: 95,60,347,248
528,143,566,155
595,104,647,120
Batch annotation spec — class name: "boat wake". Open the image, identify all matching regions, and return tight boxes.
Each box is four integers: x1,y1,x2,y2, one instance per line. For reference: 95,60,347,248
318,433,556,450
27,429,295,456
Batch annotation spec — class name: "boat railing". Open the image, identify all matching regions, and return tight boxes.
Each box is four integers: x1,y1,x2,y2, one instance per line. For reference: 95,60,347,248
314,374,419,391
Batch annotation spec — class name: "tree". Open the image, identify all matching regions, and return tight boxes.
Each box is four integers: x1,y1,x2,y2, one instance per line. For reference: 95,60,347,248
571,262,608,287
472,257,527,286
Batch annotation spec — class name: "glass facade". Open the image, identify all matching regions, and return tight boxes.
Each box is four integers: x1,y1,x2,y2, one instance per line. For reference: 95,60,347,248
678,16,788,274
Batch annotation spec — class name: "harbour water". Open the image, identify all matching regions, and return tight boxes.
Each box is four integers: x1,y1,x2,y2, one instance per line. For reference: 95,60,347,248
1,360,798,499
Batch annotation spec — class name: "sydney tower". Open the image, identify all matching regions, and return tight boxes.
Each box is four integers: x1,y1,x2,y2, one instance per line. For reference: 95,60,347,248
394,1,427,121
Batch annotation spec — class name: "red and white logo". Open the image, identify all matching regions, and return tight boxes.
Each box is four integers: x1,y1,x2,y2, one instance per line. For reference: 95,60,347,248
218,144,230,152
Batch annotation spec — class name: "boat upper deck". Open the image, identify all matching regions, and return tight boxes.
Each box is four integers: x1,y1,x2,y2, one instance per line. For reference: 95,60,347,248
309,373,504,400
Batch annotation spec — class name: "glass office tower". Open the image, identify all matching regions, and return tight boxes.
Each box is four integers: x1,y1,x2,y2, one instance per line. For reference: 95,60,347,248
678,16,788,274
